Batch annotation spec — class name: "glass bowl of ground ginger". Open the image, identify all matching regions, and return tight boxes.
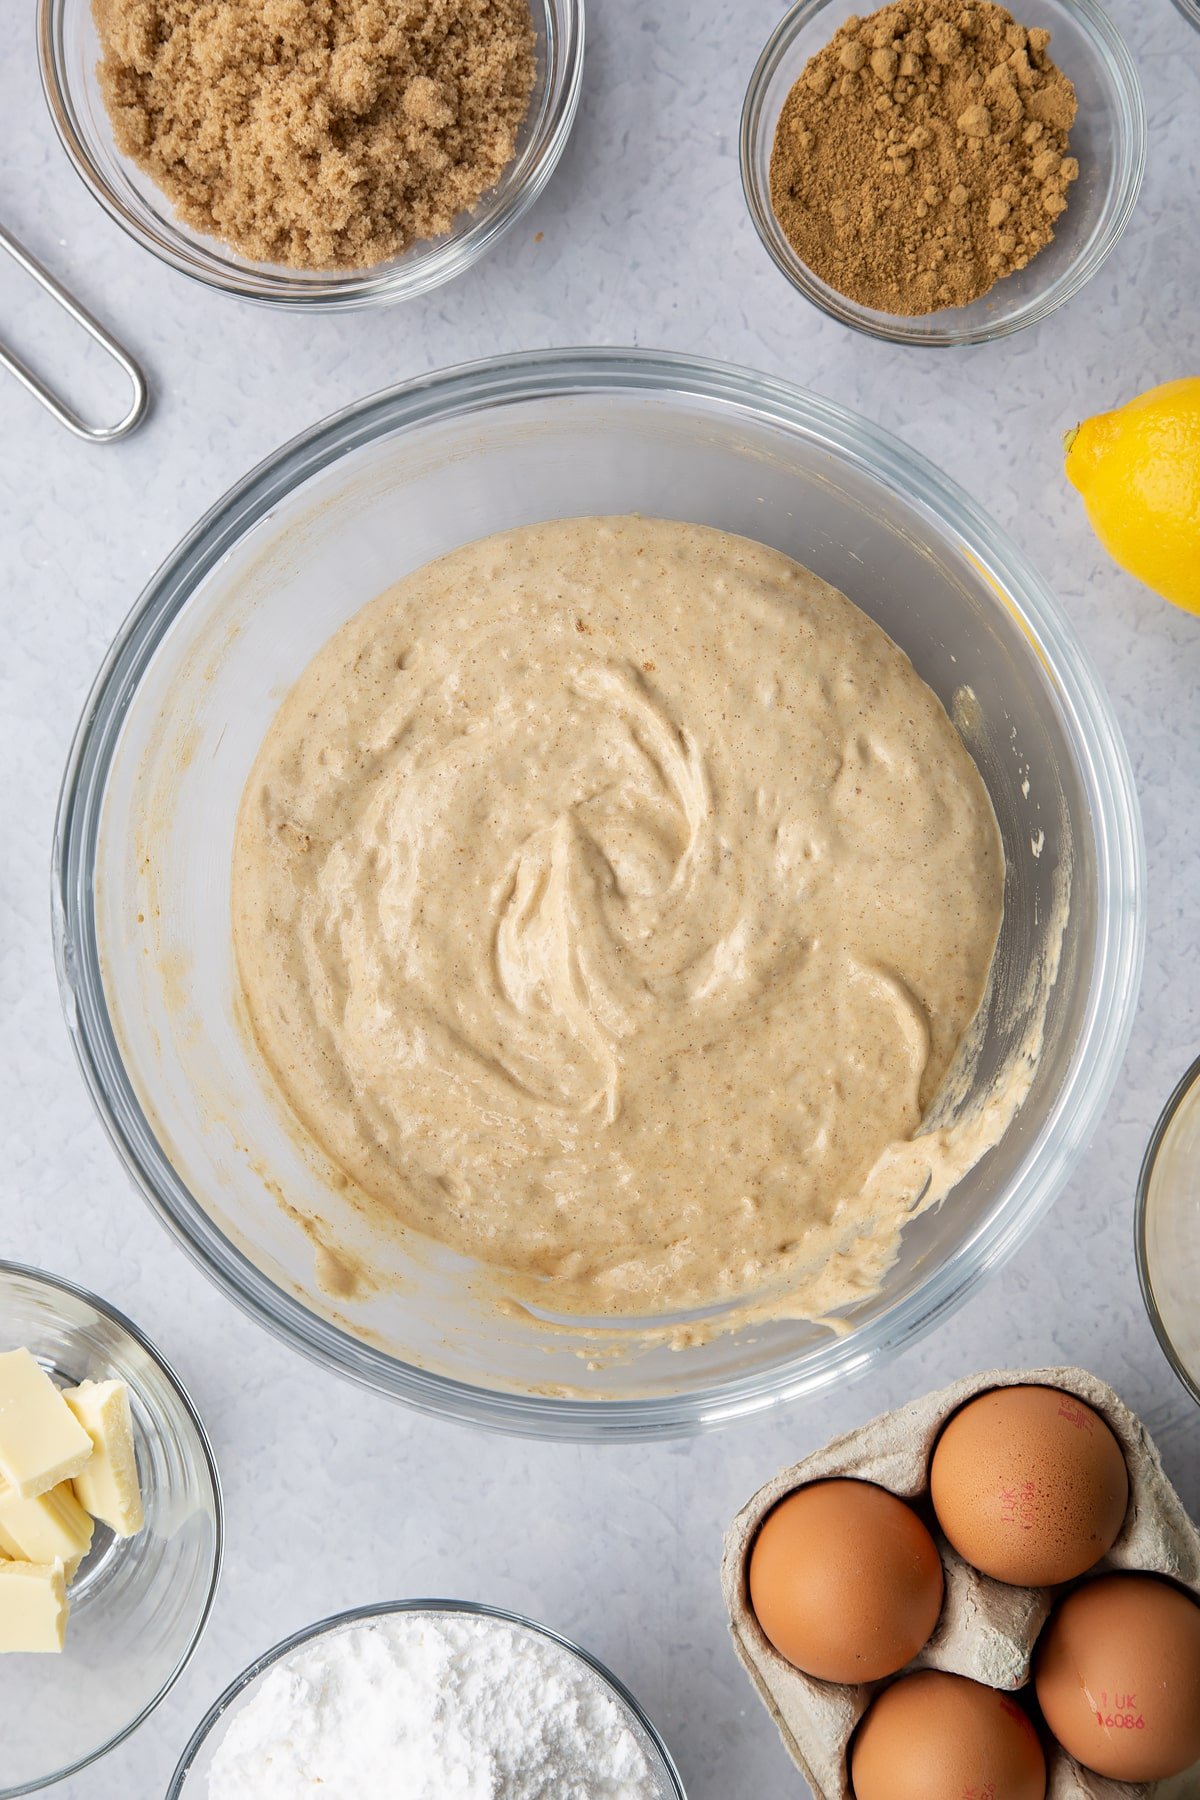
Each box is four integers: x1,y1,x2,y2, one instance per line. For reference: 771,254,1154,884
38,0,583,306
741,0,1144,345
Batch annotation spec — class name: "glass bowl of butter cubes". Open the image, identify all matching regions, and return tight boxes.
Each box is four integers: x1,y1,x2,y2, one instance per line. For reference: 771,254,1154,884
0,1261,221,1795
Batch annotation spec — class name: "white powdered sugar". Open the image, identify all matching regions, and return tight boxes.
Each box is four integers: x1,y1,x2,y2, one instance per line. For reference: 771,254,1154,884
206,1611,664,1799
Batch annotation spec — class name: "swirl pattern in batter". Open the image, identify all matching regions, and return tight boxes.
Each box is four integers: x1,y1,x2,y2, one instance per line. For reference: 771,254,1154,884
232,517,1004,1318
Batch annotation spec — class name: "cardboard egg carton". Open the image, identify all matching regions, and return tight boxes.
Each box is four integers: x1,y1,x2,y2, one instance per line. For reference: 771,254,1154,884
721,1366,1200,1800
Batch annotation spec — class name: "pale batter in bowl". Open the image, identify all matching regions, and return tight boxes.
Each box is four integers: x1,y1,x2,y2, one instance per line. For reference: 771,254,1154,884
232,515,1004,1321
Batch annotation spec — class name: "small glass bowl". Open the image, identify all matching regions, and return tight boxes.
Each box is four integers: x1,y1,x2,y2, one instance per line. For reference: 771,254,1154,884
740,0,1145,346
37,0,584,310
1136,1054,1200,1408
0,1262,222,1797
1172,0,1200,32
166,1599,687,1797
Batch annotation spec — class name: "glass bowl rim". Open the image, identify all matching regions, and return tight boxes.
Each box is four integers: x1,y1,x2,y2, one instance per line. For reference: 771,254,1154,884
739,0,1147,347
1170,0,1200,29
53,345,1146,1441
0,1257,224,1799
1135,1051,1200,1410
165,1596,688,1798
35,0,586,310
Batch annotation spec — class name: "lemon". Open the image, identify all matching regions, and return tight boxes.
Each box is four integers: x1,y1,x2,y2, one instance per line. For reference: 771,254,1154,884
1064,378,1200,615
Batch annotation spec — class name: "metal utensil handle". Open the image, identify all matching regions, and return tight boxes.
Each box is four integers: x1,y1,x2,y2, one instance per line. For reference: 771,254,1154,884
0,222,148,444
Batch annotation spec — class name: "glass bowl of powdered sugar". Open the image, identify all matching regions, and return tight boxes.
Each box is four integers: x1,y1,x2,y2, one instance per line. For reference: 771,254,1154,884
166,1599,688,1800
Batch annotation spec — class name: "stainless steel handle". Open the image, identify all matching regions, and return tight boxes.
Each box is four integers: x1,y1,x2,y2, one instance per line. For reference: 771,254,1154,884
0,221,148,444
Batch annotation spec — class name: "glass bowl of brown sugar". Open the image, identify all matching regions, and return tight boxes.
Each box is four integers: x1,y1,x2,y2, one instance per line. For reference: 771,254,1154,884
741,0,1145,346
38,0,583,310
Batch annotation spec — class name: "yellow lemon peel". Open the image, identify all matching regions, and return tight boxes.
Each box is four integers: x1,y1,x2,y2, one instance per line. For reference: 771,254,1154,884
1065,378,1200,616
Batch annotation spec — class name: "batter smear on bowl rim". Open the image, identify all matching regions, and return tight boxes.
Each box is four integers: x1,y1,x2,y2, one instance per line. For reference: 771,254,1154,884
232,516,1006,1324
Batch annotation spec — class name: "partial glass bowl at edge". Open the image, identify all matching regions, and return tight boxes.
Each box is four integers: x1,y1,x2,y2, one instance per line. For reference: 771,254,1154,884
53,348,1145,1441
0,1263,221,1800
166,1600,686,1798
741,0,1146,346
37,0,584,308
1137,1054,1200,1409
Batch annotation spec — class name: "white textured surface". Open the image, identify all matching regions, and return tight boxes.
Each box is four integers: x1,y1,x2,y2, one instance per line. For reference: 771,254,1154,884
1,2,1198,1796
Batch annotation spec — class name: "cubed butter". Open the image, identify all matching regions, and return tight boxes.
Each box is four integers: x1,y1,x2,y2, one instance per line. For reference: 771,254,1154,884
0,1559,69,1653
64,1380,144,1538
0,1481,94,1580
0,1350,93,1499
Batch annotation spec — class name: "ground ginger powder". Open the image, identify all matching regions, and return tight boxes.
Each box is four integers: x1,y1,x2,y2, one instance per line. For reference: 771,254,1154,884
769,1,1079,316
93,0,537,270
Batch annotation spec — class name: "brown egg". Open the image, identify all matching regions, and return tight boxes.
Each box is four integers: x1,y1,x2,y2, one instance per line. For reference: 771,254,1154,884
929,1385,1129,1585
1034,1573,1200,1781
851,1671,1046,1800
747,1478,943,1684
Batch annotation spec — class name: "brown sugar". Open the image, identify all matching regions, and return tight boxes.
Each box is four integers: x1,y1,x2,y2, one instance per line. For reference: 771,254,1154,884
769,1,1079,316
93,0,537,270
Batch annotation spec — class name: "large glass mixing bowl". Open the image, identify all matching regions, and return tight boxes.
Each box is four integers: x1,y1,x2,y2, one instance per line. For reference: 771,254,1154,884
53,350,1144,1439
